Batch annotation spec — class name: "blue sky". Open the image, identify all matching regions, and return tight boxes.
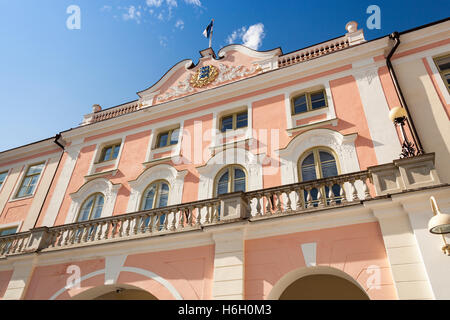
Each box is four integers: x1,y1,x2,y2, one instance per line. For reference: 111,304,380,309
0,0,448,152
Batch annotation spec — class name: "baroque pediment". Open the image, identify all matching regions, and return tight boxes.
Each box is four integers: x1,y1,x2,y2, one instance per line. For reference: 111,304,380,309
137,45,282,105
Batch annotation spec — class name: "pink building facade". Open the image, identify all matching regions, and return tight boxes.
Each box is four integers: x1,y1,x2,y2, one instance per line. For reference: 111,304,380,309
0,19,449,300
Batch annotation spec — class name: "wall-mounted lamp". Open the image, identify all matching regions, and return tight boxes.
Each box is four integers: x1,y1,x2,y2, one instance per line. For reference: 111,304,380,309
428,196,450,256
389,107,417,158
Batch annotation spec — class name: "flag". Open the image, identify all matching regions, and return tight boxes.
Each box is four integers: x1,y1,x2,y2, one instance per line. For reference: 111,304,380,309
203,20,213,38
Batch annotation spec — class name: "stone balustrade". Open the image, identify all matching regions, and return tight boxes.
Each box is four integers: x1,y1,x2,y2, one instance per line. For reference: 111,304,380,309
0,154,442,258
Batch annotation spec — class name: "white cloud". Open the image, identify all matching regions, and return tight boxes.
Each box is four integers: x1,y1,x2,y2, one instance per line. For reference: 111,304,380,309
159,36,169,47
100,5,112,12
175,19,185,30
146,0,163,7
166,0,178,7
184,0,201,6
242,23,265,50
122,5,142,23
226,23,265,50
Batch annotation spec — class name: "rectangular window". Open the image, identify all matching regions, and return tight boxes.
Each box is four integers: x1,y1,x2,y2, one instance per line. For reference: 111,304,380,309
434,54,450,93
156,128,179,148
220,111,248,132
0,171,8,190
15,163,45,199
0,227,17,236
99,143,121,162
292,89,328,115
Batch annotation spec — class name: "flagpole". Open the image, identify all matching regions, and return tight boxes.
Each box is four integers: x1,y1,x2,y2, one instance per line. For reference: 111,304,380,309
209,19,214,48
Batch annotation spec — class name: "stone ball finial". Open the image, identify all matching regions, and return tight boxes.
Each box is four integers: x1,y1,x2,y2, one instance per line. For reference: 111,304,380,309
92,104,102,113
345,21,358,33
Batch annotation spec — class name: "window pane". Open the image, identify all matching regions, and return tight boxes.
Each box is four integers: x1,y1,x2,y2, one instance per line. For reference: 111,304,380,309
234,168,245,179
170,129,179,145
78,197,95,221
302,153,315,166
0,172,7,188
91,195,104,219
436,56,450,71
103,147,112,161
158,133,169,148
17,176,32,198
293,95,307,114
157,183,169,208
301,154,317,181
142,185,156,210
234,179,246,192
310,91,326,110
28,163,44,175
319,152,338,178
112,145,120,159
218,171,229,195
0,227,17,236
221,116,233,132
236,112,248,129
445,73,450,86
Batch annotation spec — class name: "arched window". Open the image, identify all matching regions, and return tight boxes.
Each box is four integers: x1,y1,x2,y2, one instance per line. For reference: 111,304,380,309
77,193,105,222
298,148,341,206
140,181,170,230
215,165,247,196
141,181,170,210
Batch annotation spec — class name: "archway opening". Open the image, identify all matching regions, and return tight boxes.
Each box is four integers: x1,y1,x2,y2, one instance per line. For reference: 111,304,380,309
279,274,369,300
94,289,158,300
71,284,158,300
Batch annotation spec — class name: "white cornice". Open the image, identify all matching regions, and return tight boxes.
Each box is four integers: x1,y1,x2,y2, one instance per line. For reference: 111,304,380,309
217,44,282,59
0,138,61,165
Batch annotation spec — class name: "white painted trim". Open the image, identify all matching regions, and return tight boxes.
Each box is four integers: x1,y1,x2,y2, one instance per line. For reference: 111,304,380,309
426,55,450,105
65,178,121,224
8,158,49,202
0,221,23,233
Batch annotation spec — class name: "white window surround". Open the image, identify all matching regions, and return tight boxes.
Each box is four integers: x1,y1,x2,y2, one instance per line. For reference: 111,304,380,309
126,164,187,213
426,54,450,105
0,221,23,234
145,122,183,163
65,178,122,224
87,138,125,178
0,168,11,193
9,159,49,203
210,104,253,151
196,147,264,200
284,81,337,134
277,128,360,186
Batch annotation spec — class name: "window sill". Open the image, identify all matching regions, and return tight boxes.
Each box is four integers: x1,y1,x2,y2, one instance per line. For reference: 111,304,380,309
8,194,35,203
84,169,118,182
287,118,338,135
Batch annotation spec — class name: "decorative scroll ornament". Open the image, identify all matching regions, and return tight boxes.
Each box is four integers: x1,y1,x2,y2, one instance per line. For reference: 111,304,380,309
190,65,219,88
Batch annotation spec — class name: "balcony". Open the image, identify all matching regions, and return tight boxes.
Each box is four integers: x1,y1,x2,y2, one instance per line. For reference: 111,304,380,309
0,153,442,258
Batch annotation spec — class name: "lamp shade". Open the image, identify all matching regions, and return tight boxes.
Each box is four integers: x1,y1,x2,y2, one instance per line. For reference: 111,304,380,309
389,107,407,122
428,197,450,234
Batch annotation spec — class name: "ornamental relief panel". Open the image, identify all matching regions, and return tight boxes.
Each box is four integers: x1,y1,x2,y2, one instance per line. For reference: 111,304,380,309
156,63,262,102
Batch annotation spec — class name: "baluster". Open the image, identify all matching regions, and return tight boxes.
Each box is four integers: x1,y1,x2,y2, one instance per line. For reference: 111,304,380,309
362,175,371,199
155,213,161,231
133,216,139,235
188,206,194,227
90,223,98,241
275,191,282,214
196,206,202,226
265,193,272,215
97,223,104,241
317,184,324,208
103,222,111,240
256,194,262,216
125,217,131,236
118,219,124,237
340,181,347,204
285,190,292,212
349,179,358,201
163,211,169,231
171,210,177,231
83,224,90,242
139,216,146,234
180,209,186,228
328,183,336,206
213,202,219,222
112,220,119,238
17,237,25,253
306,187,312,208
10,237,18,253
296,188,304,211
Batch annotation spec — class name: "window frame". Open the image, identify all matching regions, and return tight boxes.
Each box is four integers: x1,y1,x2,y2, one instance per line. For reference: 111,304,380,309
98,143,122,163
0,171,8,191
297,147,341,182
0,226,18,236
155,128,180,149
291,89,328,115
433,53,450,94
214,165,248,196
14,162,46,199
140,180,171,211
76,193,105,222
219,111,248,132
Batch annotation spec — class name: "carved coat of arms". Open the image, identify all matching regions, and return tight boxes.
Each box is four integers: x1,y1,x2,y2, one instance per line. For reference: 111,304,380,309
190,65,219,88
